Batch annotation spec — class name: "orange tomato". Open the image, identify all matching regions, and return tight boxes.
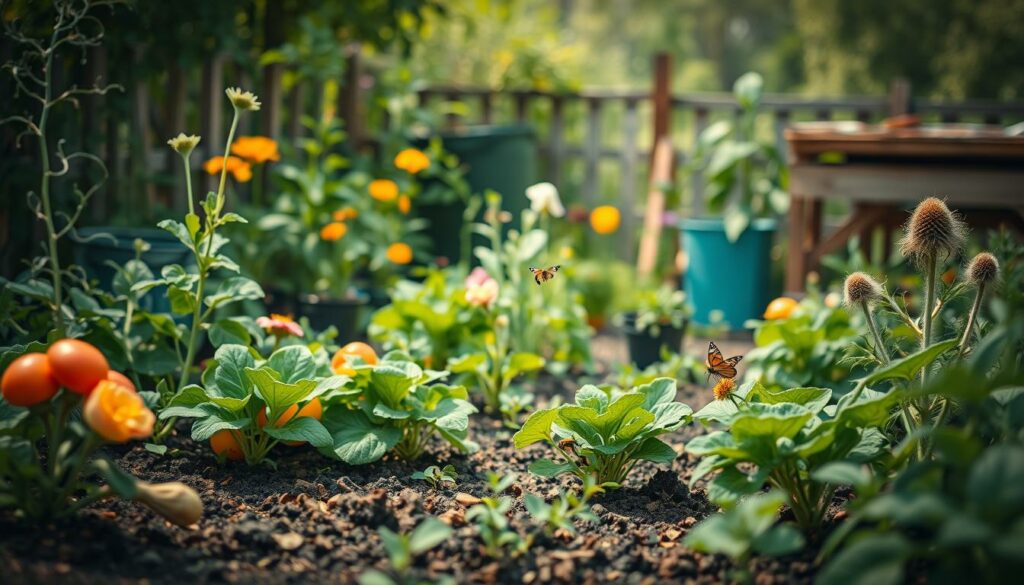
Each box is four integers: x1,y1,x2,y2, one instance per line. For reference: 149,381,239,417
46,339,109,395
1,353,59,407
331,342,378,376
763,297,799,321
107,370,137,392
210,430,245,461
257,398,323,446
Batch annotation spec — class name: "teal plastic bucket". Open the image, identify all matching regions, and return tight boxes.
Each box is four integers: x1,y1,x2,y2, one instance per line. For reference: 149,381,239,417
680,218,776,329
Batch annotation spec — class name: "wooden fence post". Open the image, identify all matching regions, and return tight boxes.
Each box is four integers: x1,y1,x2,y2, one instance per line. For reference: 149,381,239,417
200,54,225,195
888,78,912,116
338,44,364,150
637,52,675,278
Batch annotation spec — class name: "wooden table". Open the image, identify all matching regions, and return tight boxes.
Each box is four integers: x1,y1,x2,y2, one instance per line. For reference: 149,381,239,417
784,122,1024,292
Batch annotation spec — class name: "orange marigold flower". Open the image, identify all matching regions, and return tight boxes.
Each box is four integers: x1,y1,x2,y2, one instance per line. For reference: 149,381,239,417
369,179,399,202
394,148,430,174
398,195,411,215
83,380,155,443
386,242,413,265
763,297,798,320
230,136,280,163
590,205,621,235
320,222,348,241
333,207,358,221
713,378,736,401
203,155,253,183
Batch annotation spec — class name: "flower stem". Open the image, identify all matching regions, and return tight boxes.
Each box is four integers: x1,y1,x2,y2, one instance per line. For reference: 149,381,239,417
956,283,985,361
921,252,938,384
184,156,195,216
860,301,889,365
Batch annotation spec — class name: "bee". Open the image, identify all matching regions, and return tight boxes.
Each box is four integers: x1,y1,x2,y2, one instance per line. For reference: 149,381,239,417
529,265,561,286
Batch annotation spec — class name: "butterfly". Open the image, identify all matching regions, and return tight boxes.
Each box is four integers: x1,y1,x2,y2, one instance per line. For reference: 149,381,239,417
528,265,561,286
705,341,743,383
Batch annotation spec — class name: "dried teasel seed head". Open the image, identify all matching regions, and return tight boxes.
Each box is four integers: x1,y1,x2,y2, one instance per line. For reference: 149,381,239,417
899,197,967,261
843,272,883,306
966,252,999,286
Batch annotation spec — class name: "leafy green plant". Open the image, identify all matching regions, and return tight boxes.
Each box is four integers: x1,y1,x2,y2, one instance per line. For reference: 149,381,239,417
160,344,342,465
743,295,862,394
525,474,603,537
514,378,691,487
686,71,788,242
447,313,544,424
616,284,690,337
612,349,702,389
466,473,528,558
684,491,804,582
411,464,458,489
359,517,454,585
321,352,478,463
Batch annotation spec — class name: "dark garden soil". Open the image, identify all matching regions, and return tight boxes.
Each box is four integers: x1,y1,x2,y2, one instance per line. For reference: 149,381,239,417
0,335,824,585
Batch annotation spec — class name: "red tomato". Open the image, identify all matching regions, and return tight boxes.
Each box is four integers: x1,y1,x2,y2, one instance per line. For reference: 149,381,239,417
46,339,109,395
1,353,59,407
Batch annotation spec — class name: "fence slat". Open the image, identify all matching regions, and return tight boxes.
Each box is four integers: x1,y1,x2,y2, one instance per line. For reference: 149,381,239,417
549,96,565,186
690,107,708,215
584,98,602,210
620,97,639,262
481,92,493,124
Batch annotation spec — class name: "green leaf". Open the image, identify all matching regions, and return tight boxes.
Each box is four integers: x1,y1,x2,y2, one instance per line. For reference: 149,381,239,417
723,204,752,243
966,444,1024,520
185,213,201,239
734,72,764,109
861,339,957,386
266,345,317,383
90,458,138,499
816,533,910,585
157,219,194,250
191,413,250,441
447,352,486,373
209,319,251,348
528,458,575,478
504,352,545,379
574,385,609,412
368,363,420,408
246,367,316,416
408,517,453,555
168,286,196,314
748,386,832,414
211,344,256,399
636,378,678,409
811,462,873,492
686,431,749,459
263,417,333,448
752,524,805,556
632,437,677,463
707,466,771,507
513,408,561,448
730,403,813,441
204,277,264,309
835,389,900,428
322,409,402,465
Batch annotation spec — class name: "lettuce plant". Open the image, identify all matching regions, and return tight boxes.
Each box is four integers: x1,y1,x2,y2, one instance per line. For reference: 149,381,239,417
160,344,343,464
525,474,603,537
514,378,691,487
321,352,478,463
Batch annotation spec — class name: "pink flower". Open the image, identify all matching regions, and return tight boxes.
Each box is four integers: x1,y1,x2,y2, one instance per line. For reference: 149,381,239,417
256,314,303,338
465,268,499,307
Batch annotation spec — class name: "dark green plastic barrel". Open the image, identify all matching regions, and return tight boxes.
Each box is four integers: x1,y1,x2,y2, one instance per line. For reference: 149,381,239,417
418,125,537,264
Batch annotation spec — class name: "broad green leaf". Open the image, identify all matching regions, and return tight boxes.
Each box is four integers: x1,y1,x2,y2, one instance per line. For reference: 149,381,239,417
168,285,196,314
191,412,250,441
157,219,194,250
322,409,402,465
204,277,265,308
861,339,957,386
723,204,752,243
267,345,317,383
967,444,1024,520
752,524,804,556
648,402,693,432
209,319,251,348
636,378,678,409
632,437,677,463
504,352,545,379
707,466,771,507
263,417,333,448
368,363,420,408
246,367,316,416
749,386,832,414
816,533,910,585
513,408,560,448
528,458,575,478
835,389,900,428
211,344,256,399
730,403,813,441
408,517,453,555
811,462,873,492
734,71,764,109
694,380,762,424
686,431,749,459
447,352,486,373
689,454,728,488
574,385,609,412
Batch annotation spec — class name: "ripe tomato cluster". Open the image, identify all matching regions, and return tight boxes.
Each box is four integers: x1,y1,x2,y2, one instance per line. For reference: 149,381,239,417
1,339,134,407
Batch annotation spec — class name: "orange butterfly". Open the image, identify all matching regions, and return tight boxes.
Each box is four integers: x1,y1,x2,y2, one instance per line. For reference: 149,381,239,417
705,341,743,383
528,265,560,286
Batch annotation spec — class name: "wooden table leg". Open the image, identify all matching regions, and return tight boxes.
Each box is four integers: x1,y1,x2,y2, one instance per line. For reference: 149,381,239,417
805,198,823,276
786,195,807,294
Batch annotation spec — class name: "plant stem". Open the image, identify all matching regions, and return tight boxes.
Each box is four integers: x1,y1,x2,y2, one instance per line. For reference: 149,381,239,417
184,156,195,216
860,302,889,365
37,24,64,334
921,252,937,384
956,283,985,361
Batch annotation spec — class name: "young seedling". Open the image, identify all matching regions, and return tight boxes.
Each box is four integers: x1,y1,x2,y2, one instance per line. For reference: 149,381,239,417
525,474,603,538
466,473,528,558
359,517,454,585
411,464,458,489
514,378,691,487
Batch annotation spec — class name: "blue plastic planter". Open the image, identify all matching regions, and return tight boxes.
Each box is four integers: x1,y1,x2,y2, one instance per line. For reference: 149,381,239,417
680,218,776,330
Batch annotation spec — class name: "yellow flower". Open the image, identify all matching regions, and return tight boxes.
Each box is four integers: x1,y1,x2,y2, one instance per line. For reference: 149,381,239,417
333,207,358,221
763,297,798,320
203,156,252,183
225,87,261,111
387,242,413,265
590,205,621,235
713,378,736,401
231,136,280,163
394,148,430,174
83,380,155,443
320,222,347,241
398,195,411,215
369,179,399,202
166,133,201,156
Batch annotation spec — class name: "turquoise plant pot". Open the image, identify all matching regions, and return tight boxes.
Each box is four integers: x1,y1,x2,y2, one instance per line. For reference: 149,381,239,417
680,217,776,330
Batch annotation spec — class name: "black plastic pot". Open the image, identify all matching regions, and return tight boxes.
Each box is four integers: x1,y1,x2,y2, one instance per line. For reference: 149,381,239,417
296,293,369,344
261,285,296,316
622,312,687,369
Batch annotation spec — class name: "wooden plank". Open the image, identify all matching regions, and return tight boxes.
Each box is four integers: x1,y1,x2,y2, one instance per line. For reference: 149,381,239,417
620,97,639,262
584,97,602,210
789,163,1024,208
637,139,673,278
514,92,529,122
481,92,493,124
690,107,708,214
549,95,565,186
200,54,225,194
785,195,807,293
338,45,364,148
